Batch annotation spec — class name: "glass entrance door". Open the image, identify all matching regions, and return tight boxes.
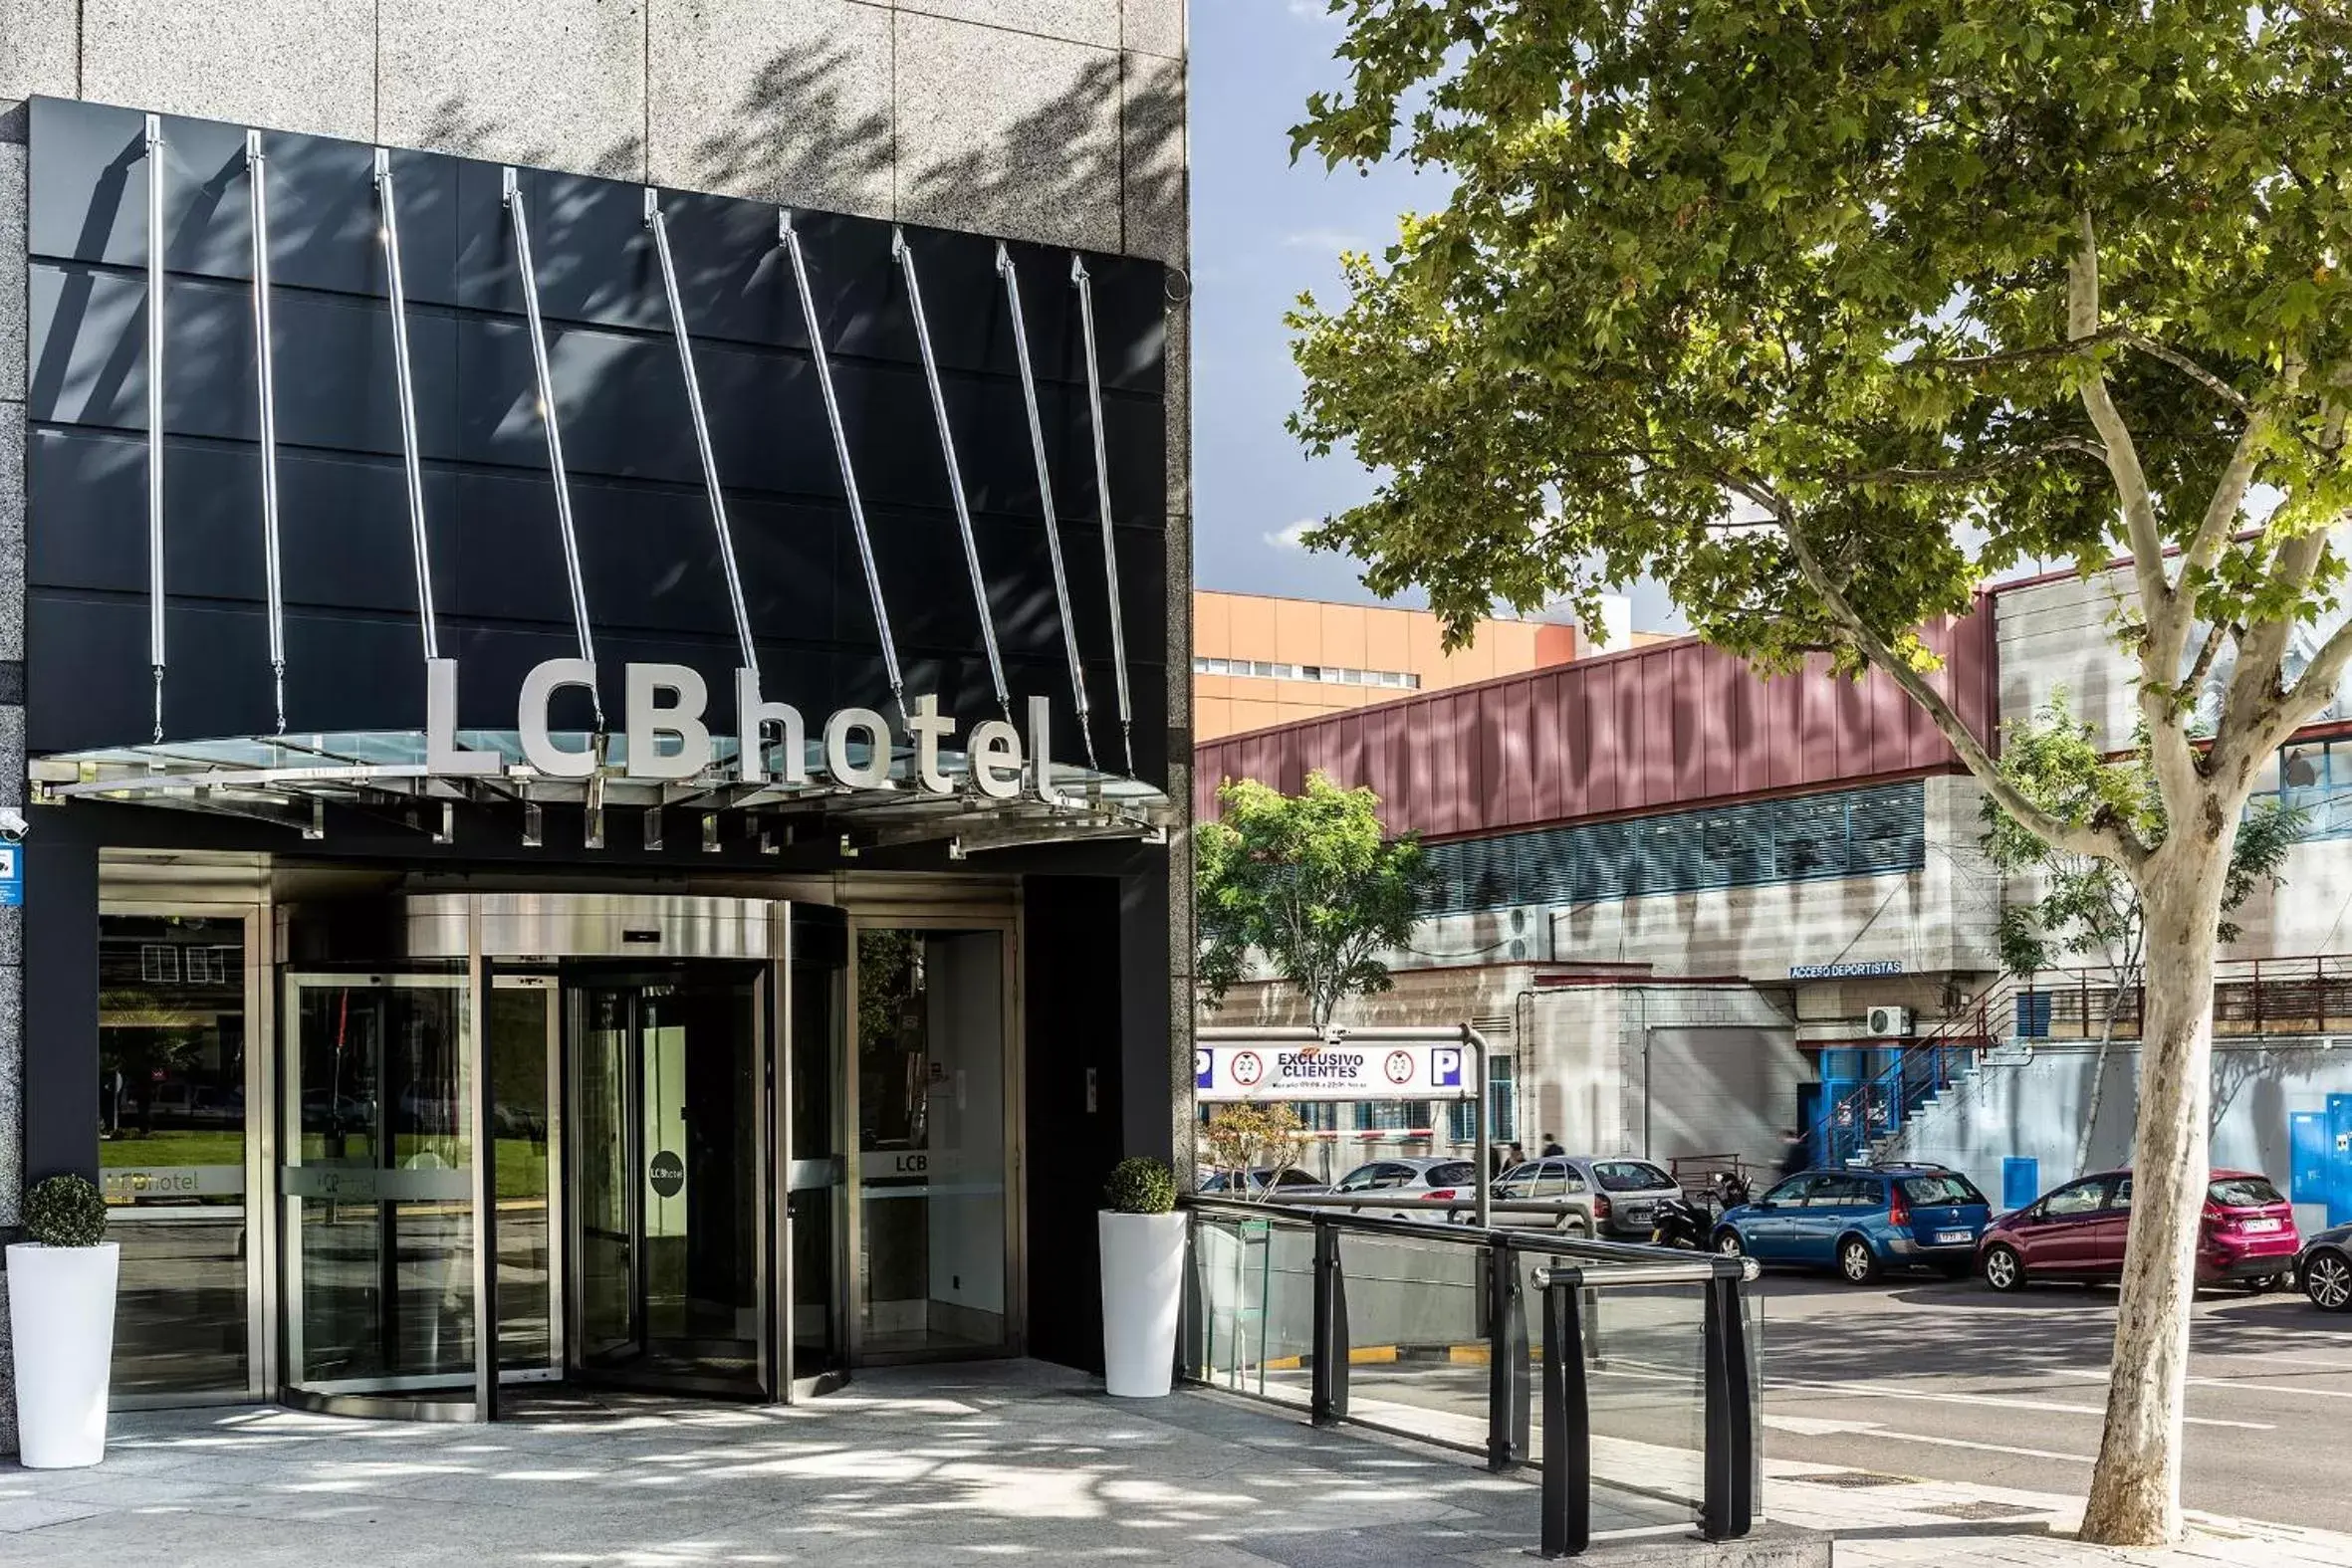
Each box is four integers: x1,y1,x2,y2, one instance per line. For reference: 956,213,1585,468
568,971,764,1396
851,926,1013,1358
280,973,477,1409
783,905,849,1395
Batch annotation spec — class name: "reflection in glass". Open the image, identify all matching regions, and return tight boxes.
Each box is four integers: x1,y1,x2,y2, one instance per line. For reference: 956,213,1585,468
489,985,554,1373
856,928,1006,1354
101,914,249,1398
285,977,474,1393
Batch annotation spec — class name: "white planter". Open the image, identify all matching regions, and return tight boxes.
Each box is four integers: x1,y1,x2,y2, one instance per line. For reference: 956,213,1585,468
1098,1210,1186,1398
7,1241,119,1468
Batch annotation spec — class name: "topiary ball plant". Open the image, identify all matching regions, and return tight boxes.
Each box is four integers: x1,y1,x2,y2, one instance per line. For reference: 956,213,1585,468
24,1174,109,1247
1103,1156,1176,1216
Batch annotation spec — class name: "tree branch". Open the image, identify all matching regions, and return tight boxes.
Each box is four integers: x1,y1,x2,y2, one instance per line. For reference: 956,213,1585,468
1831,437,2109,488
2114,329,2255,415
1778,506,2147,869
2069,214,2181,672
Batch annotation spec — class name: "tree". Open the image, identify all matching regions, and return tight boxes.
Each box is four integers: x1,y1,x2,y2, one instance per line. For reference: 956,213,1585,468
1196,773,1432,1030
1200,1102,1314,1198
1284,2,2352,1543
1981,696,2304,1177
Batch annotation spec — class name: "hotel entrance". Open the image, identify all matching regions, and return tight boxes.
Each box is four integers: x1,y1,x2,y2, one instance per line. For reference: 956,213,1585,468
243,891,1011,1419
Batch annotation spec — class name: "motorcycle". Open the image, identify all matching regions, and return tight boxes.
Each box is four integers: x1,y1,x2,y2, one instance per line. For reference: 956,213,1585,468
1649,1193,1711,1249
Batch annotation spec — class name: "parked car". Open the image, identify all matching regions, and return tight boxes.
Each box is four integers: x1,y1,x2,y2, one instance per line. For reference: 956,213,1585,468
1198,1167,1327,1199
1978,1170,2299,1293
1558,1156,1685,1239
1330,1156,1483,1222
1486,1158,1600,1236
1712,1164,1992,1283
2298,1222,2352,1312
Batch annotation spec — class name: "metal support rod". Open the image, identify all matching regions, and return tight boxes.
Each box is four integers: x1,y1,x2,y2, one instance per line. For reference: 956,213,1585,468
780,211,905,723
1309,1219,1348,1426
895,228,1011,724
246,130,287,734
997,243,1097,770
145,113,166,742
1487,1235,1529,1471
645,188,758,678
1699,1263,1757,1542
1070,254,1133,774
506,168,601,727
375,148,440,662
1539,1276,1591,1558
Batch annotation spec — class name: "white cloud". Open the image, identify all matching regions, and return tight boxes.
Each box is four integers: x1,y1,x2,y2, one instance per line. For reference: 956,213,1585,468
1265,519,1318,551
1282,228,1368,253
1287,0,1334,18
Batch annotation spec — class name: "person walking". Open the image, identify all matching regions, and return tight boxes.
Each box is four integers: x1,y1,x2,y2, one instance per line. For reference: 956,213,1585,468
1539,1133,1565,1157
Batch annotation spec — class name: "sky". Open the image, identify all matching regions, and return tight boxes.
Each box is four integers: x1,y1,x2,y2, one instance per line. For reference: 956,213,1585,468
1186,1,1688,636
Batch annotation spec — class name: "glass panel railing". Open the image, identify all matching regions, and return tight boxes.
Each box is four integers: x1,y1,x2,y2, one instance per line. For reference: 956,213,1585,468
1329,1229,1489,1451
1185,1210,1315,1407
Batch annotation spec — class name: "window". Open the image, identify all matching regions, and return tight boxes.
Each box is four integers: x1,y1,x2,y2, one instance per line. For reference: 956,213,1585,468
140,944,180,984
2244,738,2352,837
1448,1051,1518,1144
2210,1176,2285,1208
1763,1174,1826,1206
1419,783,1928,914
1194,658,1425,691
1811,1176,1879,1207
1425,1161,1479,1188
1897,1174,1985,1207
2043,1181,2107,1217
1360,1099,1431,1132
1591,1161,1675,1193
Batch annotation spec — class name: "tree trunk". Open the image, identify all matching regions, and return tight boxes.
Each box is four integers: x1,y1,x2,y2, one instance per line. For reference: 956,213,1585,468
2078,861,2225,1546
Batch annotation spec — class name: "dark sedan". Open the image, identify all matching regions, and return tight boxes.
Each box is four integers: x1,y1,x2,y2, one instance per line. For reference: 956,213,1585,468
2300,1222,2352,1312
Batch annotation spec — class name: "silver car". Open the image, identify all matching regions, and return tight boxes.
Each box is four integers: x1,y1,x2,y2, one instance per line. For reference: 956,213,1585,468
1330,1156,1483,1222
1559,1156,1685,1238
1491,1159,1600,1236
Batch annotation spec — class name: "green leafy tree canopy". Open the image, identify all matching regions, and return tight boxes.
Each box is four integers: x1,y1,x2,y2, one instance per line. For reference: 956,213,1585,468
1197,773,1432,1030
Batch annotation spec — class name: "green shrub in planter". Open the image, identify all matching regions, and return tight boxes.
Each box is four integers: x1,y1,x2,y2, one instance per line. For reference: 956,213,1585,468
24,1174,109,1247
1103,1157,1176,1216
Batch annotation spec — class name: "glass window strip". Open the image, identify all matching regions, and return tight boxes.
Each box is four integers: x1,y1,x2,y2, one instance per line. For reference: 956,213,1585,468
1418,781,1928,913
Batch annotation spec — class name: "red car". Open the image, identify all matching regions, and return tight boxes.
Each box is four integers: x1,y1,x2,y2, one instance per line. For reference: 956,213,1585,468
1978,1169,2299,1292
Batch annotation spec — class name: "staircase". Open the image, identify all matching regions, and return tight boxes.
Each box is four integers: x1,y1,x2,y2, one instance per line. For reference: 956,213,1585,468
1803,980,2022,1168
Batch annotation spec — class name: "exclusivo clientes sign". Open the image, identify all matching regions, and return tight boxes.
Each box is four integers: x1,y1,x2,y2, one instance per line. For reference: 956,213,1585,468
421,657,1087,801
1193,1043,1476,1103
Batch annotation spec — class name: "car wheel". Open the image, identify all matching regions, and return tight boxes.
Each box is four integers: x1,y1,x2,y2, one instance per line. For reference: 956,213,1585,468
2304,1249,2352,1313
1713,1230,1746,1257
1982,1243,2025,1293
1837,1235,1881,1285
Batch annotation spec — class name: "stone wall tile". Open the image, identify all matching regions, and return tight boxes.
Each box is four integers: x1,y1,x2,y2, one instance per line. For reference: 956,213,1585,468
894,13,1120,251
380,0,646,179
1121,0,1182,59
648,0,893,217
83,0,376,142
0,0,79,106
894,0,1118,49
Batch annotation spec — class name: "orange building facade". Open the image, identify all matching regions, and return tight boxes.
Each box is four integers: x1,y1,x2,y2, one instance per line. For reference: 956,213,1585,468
1192,590,1588,741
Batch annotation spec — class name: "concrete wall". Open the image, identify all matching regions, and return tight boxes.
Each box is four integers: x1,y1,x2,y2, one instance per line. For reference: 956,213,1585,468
1994,568,2139,751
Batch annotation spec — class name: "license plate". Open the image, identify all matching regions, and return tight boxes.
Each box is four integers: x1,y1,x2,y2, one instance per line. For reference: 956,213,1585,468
1935,1229,1972,1244
2243,1218,2281,1233
1623,1206,1650,1224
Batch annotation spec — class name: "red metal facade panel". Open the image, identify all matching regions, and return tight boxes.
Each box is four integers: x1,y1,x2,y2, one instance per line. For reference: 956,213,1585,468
1191,608,1993,837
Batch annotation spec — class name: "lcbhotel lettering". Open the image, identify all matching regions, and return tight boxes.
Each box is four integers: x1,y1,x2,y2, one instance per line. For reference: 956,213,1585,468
424,658,1079,803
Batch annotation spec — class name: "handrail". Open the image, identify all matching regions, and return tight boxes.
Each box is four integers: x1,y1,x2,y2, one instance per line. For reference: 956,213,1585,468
1180,1194,1760,1557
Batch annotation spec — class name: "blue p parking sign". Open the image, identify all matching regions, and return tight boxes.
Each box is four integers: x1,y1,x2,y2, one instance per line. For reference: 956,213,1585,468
0,846,23,908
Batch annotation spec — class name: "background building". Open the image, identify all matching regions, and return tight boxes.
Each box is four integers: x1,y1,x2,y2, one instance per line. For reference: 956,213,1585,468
1191,588,1645,740
1197,573,2352,1232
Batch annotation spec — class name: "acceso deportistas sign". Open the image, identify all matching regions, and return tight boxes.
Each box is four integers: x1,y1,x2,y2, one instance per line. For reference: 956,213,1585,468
1194,1044,1475,1102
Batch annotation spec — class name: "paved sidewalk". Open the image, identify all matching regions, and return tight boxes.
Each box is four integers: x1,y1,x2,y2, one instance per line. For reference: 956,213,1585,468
1769,1456,2352,1566
0,1362,1684,1567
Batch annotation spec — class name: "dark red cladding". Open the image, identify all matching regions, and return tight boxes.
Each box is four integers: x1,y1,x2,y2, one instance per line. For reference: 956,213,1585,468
1191,604,1996,839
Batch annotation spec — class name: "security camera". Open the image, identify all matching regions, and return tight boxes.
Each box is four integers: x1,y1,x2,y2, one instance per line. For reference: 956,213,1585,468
0,808,29,841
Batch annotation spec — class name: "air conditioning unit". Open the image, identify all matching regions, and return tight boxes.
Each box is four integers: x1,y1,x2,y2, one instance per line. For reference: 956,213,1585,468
1865,1006,1914,1038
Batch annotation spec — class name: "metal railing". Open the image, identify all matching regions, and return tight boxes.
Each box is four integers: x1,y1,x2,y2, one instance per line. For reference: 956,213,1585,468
1181,1193,1760,1558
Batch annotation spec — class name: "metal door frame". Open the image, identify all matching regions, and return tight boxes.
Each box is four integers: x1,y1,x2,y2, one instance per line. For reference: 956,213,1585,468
492,973,565,1386
841,908,1024,1368
278,969,481,1420
561,964,773,1400
100,898,276,1410
775,901,852,1402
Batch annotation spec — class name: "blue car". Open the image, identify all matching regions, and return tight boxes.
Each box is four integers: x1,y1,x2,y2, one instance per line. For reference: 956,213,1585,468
1712,1164,1992,1283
